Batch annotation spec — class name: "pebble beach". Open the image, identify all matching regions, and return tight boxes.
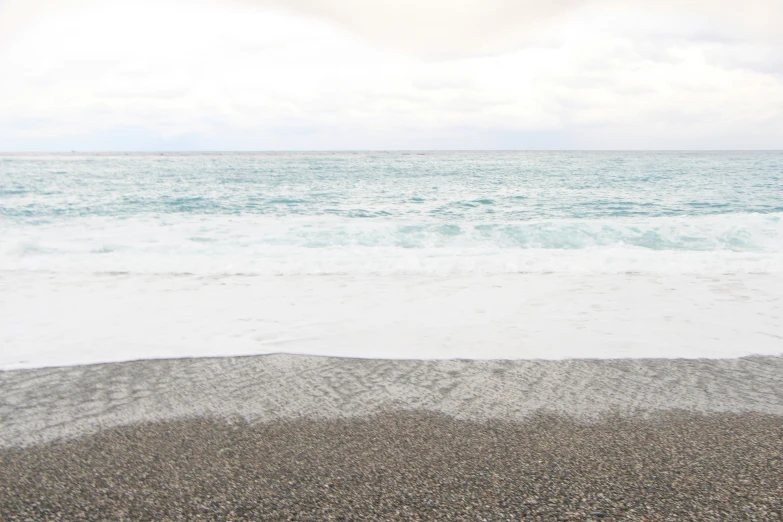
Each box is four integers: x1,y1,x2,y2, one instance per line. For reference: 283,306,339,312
2,354,782,520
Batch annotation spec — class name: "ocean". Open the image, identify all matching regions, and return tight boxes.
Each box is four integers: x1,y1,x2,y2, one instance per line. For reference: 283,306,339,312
1,151,781,368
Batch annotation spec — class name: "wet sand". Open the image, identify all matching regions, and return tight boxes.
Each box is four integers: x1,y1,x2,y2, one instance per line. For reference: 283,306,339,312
2,354,783,520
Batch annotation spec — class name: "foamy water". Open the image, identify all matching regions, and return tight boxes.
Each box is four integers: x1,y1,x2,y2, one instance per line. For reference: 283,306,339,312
1,151,781,368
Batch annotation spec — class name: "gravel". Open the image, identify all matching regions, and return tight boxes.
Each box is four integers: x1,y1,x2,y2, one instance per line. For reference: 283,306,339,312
2,411,782,521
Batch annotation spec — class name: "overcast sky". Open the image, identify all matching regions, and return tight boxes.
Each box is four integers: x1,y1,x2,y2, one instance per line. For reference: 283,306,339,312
1,0,781,150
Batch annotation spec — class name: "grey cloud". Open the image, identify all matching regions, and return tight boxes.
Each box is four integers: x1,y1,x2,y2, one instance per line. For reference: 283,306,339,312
704,43,783,76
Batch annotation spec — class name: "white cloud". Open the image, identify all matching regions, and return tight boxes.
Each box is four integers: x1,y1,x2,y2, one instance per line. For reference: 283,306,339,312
231,0,783,57
0,0,781,150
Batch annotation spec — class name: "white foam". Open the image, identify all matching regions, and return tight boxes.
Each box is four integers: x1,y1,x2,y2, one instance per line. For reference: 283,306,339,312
1,213,782,276
2,271,781,370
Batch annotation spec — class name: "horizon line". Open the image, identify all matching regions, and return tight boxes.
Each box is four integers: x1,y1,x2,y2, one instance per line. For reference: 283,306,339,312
2,149,782,154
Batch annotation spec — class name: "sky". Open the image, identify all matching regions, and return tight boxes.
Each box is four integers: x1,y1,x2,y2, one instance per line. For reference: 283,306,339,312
0,0,782,150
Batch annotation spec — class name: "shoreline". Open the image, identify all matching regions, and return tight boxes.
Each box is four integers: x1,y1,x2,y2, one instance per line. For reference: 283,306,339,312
3,353,782,448
5,271,782,368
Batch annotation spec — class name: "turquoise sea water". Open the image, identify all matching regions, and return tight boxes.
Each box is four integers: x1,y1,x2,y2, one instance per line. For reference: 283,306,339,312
1,151,781,274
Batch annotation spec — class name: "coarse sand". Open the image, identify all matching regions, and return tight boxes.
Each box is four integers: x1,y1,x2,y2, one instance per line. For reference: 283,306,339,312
2,354,783,520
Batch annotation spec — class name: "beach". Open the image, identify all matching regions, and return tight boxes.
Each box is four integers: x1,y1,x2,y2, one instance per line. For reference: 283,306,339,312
3,0,783,513
2,354,783,519
2,153,782,518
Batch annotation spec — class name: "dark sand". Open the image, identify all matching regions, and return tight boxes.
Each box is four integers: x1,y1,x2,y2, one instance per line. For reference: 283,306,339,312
2,412,782,520
2,354,783,520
